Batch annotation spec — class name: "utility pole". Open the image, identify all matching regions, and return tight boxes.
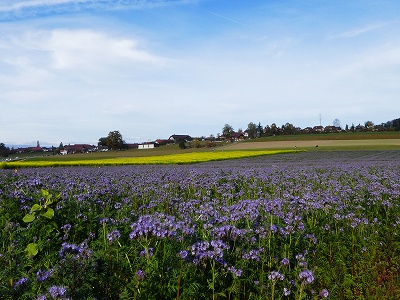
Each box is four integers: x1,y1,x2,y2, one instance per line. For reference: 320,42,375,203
319,114,322,126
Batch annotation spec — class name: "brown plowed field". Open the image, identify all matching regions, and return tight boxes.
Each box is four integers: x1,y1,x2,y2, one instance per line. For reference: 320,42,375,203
223,139,400,150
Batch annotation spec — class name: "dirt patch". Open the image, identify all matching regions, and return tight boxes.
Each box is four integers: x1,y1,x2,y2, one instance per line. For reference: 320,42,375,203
223,139,400,150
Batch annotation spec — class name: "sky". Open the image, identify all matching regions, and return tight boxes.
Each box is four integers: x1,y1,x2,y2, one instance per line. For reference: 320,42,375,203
1,0,400,146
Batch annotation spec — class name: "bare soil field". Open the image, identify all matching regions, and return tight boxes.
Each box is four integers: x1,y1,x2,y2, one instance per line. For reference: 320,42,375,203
223,139,400,150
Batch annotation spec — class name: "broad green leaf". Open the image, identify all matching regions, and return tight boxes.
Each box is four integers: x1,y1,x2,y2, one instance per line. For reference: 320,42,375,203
41,189,52,203
25,243,38,257
41,189,50,197
31,204,42,212
23,213,35,223
42,208,54,219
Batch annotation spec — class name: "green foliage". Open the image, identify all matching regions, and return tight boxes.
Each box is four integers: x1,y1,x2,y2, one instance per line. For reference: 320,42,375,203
106,130,124,150
0,143,10,157
222,124,234,139
246,122,257,139
22,189,60,258
179,140,186,149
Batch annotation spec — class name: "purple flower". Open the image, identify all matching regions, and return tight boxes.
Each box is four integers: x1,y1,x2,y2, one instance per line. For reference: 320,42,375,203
139,247,154,257
299,270,314,284
106,229,121,242
242,248,263,262
36,268,54,282
61,224,71,232
227,266,243,277
283,287,291,296
178,250,188,259
268,270,285,281
136,269,145,281
48,285,67,299
319,289,329,298
281,257,290,266
14,277,28,290
59,242,91,259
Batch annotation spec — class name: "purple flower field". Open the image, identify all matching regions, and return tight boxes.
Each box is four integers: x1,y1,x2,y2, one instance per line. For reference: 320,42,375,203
1,150,400,299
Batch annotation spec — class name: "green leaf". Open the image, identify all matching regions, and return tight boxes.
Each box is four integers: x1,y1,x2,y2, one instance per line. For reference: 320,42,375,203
23,213,36,223
41,189,50,197
45,197,53,206
31,204,42,212
25,243,38,257
42,208,54,219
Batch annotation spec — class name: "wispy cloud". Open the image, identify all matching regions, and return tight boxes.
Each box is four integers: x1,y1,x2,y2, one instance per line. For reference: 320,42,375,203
0,0,93,12
208,11,254,29
0,0,197,20
328,23,388,39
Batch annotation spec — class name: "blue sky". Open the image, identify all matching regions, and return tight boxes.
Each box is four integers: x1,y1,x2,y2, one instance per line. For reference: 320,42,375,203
1,0,399,146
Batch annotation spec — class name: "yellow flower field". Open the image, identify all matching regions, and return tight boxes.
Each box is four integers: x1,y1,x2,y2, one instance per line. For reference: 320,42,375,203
2,150,302,168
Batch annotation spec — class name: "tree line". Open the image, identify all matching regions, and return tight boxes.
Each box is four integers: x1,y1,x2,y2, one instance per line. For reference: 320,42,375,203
220,117,400,140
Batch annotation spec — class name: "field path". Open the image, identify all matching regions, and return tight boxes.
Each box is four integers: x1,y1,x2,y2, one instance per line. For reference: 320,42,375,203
223,139,400,150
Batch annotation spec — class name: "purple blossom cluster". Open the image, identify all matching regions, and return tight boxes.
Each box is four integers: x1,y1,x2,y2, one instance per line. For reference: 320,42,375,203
190,239,230,264
36,268,55,282
299,270,315,284
59,242,91,260
48,285,67,299
106,229,121,243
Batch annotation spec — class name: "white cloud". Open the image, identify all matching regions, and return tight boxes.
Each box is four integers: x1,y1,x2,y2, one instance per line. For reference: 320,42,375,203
45,29,165,70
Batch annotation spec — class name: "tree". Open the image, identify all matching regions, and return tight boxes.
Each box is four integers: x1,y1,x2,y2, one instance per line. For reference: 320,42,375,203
222,124,234,139
246,122,257,139
106,131,124,150
270,123,278,135
0,143,10,157
264,125,271,135
257,122,263,137
333,119,341,129
282,123,295,135
98,137,108,147
178,140,186,149
365,120,374,130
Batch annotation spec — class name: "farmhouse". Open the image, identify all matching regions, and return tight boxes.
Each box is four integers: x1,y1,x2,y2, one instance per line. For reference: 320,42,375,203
229,132,246,141
324,126,340,133
64,144,95,154
313,126,324,133
168,135,193,143
138,143,156,150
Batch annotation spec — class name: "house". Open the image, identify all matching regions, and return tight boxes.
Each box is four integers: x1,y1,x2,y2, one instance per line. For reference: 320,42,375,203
125,143,139,149
16,146,43,153
229,132,245,141
64,144,95,154
324,126,339,133
355,124,366,132
168,135,193,143
138,143,155,150
313,126,324,133
155,139,171,146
